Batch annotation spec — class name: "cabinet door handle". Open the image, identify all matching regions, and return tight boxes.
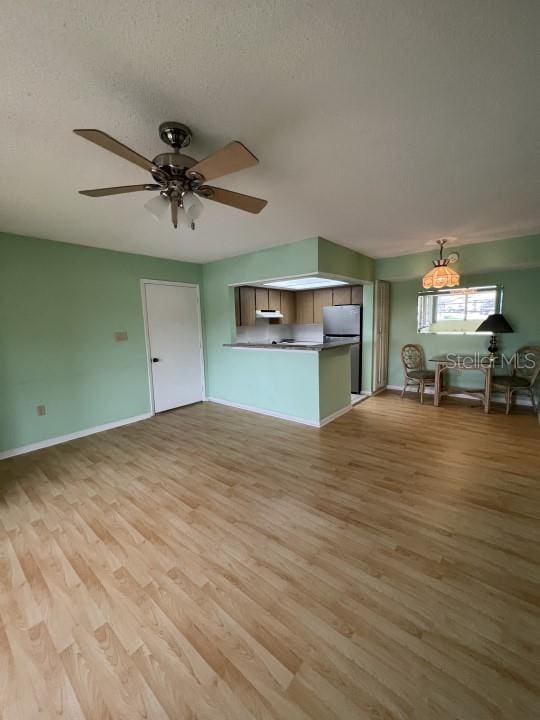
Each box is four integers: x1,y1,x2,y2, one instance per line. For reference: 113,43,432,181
152,357,160,363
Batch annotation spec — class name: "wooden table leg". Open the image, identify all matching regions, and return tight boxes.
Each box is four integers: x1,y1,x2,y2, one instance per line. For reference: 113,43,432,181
484,364,492,413
434,363,441,406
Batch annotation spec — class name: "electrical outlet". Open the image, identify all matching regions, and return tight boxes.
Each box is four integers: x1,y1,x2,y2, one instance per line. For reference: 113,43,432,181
36,404,46,416
114,331,128,342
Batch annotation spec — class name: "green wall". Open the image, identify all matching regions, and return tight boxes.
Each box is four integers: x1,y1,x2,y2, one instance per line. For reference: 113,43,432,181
318,237,374,282
317,237,375,393
0,233,201,452
378,235,540,389
1,232,374,452
318,347,351,419
9,228,533,451
376,234,540,282
209,348,320,422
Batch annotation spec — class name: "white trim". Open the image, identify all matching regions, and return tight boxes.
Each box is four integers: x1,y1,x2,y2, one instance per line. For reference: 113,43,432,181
385,384,535,407
0,413,152,460
206,397,353,427
206,397,320,426
319,404,353,426
140,279,206,415
140,281,155,414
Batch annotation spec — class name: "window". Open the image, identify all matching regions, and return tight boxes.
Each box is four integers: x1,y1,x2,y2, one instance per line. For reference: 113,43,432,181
417,285,501,334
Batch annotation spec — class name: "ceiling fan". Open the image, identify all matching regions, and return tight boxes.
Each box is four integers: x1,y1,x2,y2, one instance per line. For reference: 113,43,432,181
73,121,267,230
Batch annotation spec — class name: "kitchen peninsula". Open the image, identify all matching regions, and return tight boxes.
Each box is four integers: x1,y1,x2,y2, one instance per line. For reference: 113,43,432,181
203,237,376,428
212,273,367,427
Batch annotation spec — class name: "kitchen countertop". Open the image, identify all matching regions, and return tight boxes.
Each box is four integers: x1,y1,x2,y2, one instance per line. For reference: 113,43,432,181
223,338,359,352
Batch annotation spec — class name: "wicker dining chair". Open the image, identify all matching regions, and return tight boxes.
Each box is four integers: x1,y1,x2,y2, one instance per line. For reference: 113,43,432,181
400,344,436,404
492,346,540,415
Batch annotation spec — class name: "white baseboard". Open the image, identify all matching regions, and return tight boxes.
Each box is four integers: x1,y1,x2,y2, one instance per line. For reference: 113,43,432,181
206,397,320,426
385,385,534,407
206,397,352,428
0,413,153,461
319,404,353,427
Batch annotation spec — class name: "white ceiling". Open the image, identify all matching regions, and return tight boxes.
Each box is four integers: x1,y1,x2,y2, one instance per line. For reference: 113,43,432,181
1,1,538,263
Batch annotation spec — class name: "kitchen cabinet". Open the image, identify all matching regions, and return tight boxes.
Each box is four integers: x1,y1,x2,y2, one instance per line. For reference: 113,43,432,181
313,288,333,324
268,289,281,312
351,285,362,304
332,286,352,305
239,286,256,326
255,287,269,311
295,291,314,324
236,284,363,327
236,286,287,326
234,287,241,326
280,291,295,324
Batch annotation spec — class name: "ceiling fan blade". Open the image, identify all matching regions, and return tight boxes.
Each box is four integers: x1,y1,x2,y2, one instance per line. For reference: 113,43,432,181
197,186,267,214
188,141,258,182
73,129,158,174
79,184,160,197
171,199,178,228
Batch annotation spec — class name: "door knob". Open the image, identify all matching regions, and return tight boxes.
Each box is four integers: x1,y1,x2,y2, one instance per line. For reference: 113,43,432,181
152,357,160,363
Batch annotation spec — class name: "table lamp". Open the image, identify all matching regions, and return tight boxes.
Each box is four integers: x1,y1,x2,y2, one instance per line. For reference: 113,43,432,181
476,313,513,356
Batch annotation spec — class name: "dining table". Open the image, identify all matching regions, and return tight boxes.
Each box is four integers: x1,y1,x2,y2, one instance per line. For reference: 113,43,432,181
430,354,496,413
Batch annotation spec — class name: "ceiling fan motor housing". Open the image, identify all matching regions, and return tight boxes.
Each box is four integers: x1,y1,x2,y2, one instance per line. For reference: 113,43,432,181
151,153,197,182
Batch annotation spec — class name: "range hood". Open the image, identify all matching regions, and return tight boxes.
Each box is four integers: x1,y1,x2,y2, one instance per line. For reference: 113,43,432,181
256,309,283,319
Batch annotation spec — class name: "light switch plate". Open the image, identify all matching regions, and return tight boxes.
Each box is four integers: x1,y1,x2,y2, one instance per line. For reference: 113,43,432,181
36,404,46,416
114,331,128,341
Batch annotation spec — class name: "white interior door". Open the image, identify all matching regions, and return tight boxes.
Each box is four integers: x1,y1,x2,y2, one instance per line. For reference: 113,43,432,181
144,282,204,413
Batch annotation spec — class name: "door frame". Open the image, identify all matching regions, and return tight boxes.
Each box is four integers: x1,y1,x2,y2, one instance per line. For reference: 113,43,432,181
140,279,205,415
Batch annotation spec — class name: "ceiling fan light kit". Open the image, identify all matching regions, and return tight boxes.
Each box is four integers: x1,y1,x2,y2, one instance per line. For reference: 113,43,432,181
74,121,267,230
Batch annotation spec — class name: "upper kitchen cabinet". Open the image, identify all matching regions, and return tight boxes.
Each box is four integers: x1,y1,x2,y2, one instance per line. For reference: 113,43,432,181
351,285,362,304
255,287,269,311
313,288,333,324
296,285,363,323
238,286,256,326
280,291,295,324
332,286,352,305
268,289,281,313
235,283,363,326
295,291,315,324
236,286,291,326
234,287,241,326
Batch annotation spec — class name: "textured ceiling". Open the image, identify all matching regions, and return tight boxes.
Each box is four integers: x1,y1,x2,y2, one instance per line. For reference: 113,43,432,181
1,0,538,262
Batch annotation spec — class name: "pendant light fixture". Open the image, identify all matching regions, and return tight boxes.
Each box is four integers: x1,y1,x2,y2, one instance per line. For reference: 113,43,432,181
422,239,460,289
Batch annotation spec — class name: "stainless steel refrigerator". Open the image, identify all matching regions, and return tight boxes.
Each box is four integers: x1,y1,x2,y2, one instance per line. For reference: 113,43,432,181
323,304,362,393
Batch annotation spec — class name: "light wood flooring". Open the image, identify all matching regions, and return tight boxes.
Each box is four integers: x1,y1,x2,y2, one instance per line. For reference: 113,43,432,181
0,393,539,719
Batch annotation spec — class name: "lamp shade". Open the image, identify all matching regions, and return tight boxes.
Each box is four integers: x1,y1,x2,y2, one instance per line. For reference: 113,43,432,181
144,194,168,222
422,263,460,290
182,192,203,222
476,313,513,333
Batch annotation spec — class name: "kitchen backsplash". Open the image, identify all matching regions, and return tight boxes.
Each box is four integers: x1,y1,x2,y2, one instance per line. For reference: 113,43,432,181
291,324,324,341
236,320,323,344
